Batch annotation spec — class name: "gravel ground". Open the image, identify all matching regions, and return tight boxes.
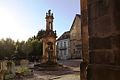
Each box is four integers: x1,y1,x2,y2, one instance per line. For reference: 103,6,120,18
15,59,81,80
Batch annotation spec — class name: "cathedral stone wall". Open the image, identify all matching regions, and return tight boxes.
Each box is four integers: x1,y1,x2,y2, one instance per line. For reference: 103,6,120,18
86,0,120,80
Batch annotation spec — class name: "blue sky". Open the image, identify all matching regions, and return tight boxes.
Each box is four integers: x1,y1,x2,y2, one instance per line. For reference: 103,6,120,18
0,0,80,41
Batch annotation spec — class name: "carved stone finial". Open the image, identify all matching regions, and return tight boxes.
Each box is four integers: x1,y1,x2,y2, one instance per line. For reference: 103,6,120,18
48,10,51,15
46,13,47,16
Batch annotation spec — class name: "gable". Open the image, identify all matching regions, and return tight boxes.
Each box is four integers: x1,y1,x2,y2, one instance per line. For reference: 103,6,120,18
70,14,81,32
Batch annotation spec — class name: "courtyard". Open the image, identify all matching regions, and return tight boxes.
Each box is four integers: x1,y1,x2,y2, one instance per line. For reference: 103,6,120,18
18,59,81,80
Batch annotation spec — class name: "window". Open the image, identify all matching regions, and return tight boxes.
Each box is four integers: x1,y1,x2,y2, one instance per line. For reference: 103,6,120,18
64,42,66,47
60,42,62,47
73,49,75,54
64,50,66,55
57,42,59,47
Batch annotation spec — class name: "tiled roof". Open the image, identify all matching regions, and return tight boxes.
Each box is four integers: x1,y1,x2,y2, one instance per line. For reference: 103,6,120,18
57,31,70,40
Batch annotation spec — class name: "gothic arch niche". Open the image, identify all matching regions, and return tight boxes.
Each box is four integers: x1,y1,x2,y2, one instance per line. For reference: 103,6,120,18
47,42,53,63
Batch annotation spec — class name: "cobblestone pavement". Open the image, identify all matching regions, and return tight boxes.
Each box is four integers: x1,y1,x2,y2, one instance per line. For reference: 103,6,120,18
20,59,81,80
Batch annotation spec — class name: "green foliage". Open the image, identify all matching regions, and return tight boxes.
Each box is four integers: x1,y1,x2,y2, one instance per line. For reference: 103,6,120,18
28,39,43,61
0,38,16,59
15,41,27,59
28,29,45,61
4,73,15,80
0,29,45,61
16,66,31,76
21,41,33,59
37,29,45,40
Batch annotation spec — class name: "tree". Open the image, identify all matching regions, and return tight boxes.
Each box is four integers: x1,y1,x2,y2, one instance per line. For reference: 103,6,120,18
21,41,33,59
37,29,45,40
15,41,26,59
27,29,45,61
28,39,42,62
0,29,45,61
0,38,16,59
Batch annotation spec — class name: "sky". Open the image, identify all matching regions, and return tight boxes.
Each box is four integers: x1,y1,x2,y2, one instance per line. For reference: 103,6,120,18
0,0,80,41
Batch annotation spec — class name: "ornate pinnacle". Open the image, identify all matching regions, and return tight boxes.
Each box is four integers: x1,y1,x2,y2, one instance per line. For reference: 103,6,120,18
48,10,51,15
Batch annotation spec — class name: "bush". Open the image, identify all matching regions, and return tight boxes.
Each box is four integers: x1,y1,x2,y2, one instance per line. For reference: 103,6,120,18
4,71,15,80
16,66,32,76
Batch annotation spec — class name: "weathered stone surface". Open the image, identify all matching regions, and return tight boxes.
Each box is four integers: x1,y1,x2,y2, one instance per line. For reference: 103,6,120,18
84,0,120,80
89,37,112,49
70,14,82,59
80,0,89,80
42,10,57,64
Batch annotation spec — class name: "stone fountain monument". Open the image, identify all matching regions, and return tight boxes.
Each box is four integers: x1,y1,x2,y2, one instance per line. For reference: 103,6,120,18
34,10,57,70
34,10,71,71
42,10,57,65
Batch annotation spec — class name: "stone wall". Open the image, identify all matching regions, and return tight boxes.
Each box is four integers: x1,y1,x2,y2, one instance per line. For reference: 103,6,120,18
87,0,120,80
70,14,82,59
80,0,89,80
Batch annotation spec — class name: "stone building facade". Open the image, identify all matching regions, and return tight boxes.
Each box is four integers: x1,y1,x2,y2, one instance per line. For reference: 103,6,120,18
80,0,120,80
57,31,70,60
70,14,82,59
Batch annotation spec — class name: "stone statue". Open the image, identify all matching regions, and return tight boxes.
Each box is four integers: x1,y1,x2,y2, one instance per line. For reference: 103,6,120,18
47,42,53,63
